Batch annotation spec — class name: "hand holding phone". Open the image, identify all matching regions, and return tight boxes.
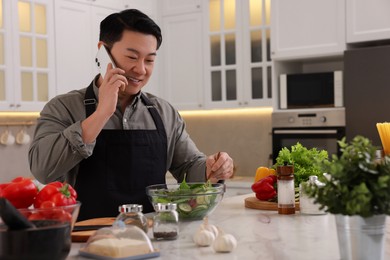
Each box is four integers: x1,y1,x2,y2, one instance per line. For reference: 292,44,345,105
95,46,116,79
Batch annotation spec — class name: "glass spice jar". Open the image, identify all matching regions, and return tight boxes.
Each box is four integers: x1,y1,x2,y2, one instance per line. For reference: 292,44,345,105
277,163,296,215
153,203,179,240
115,204,148,233
299,175,326,215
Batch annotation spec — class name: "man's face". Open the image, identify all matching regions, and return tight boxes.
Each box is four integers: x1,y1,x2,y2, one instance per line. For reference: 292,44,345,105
109,30,158,96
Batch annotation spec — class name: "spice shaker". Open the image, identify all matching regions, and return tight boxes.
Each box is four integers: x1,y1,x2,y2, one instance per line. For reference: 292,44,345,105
299,175,326,215
277,163,295,215
153,203,179,240
115,204,148,233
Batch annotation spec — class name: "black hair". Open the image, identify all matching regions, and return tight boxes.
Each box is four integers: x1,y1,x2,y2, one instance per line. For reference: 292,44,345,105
99,9,162,50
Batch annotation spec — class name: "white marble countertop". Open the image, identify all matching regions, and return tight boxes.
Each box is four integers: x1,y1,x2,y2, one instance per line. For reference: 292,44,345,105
67,194,390,260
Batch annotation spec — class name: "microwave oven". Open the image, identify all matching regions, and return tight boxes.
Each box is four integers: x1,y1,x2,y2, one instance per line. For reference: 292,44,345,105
279,71,343,109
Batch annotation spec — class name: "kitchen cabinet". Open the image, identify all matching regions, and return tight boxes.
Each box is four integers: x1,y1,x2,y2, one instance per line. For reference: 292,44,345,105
161,13,204,110
0,0,56,111
346,0,390,43
162,0,202,16
203,0,272,109
271,0,346,60
62,0,124,10
54,0,123,95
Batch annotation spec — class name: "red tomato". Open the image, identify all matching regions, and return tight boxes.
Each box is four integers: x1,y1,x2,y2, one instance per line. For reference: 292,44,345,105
28,212,45,221
34,182,77,208
0,177,38,208
39,201,57,218
52,209,72,223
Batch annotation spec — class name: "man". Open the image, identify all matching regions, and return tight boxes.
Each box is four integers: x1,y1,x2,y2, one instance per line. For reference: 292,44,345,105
29,9,234,220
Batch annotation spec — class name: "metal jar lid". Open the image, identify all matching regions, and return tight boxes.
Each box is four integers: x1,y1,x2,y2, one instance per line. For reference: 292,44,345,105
118,204,143,213
308,175,325,187
154,203,177,212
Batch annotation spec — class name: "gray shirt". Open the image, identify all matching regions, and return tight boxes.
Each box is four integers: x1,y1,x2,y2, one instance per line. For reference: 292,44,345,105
28,79,207,186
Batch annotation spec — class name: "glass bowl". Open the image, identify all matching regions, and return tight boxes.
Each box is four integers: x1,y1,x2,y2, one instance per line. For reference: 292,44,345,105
146,183,225,221
18,202,81,230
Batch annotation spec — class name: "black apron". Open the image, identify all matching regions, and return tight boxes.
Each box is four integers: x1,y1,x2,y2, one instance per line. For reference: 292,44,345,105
75,83,167,221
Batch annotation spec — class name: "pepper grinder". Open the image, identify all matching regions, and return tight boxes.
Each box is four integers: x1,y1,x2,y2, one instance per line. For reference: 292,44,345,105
277,163,295,215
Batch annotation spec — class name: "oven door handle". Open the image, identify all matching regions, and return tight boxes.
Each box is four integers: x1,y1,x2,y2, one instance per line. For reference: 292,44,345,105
273,129,338,134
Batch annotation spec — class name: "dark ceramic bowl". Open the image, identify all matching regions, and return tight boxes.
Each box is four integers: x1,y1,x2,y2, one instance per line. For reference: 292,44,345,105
0,220,71,260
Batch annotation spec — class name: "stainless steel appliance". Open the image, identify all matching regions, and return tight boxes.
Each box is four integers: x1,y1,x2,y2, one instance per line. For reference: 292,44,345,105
272,108,346,162
280,71,343,109
344,45,390,147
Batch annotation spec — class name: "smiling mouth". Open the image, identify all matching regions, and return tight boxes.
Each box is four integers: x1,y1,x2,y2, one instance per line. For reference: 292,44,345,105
126,76,141,83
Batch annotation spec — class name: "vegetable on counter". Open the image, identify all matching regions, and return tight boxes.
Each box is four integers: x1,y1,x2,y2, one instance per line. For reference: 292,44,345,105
0,177,38,209
254,166,276,183
274,142,329,188
34,181,77,208
251,175,277,201
212,227,237,253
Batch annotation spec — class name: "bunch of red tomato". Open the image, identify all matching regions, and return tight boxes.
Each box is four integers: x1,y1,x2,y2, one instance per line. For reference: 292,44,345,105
0,177,77,222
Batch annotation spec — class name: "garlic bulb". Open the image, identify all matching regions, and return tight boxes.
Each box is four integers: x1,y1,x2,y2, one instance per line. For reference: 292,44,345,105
200,217,218,237
193,229,215,247
212,228,237,253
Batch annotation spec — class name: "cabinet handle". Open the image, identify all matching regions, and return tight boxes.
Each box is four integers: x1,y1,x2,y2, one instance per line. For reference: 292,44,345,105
244,101,248,105
238,102,242,106
198,104,202,108
196,5,201,9
9,104,14,108
16,104,21,108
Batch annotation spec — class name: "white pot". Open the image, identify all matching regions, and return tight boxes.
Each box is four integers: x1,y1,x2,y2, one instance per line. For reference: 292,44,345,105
335,214,386,260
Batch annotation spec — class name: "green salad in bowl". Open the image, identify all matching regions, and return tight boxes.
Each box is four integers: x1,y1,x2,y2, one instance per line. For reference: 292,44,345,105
146,181,225,220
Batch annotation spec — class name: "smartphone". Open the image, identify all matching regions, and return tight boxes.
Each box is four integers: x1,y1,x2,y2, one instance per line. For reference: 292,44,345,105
95,45,116,79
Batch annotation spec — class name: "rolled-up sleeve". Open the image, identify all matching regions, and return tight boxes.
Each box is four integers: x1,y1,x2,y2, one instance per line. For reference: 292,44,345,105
28,90,94,184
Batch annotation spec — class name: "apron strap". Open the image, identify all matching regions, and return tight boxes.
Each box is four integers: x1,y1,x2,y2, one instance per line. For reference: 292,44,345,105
84,81,97,117
83,85,167,140
140,93,167,138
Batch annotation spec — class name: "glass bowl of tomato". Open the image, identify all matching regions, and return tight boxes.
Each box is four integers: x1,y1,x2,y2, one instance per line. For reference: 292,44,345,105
146,182,225,221
18,201,81,230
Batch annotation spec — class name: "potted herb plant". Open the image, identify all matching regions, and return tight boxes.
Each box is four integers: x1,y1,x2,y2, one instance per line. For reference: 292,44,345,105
308,135,390,260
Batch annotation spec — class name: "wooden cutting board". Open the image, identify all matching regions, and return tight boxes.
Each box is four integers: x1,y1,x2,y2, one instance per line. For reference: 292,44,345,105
71,217,116,242
244,196,300,211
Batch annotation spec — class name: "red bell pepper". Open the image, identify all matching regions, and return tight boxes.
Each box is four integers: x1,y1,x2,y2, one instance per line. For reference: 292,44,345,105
34,181,77,208
251,175,277,201
0,177,38,208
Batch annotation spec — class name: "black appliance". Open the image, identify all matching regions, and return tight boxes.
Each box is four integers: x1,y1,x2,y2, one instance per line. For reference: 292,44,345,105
344,45,390,147
279,71,343,109
272,108,345,163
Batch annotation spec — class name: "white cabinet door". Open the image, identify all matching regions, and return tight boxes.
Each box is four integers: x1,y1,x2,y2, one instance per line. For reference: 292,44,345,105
346,0,390,43
62,0,125,10
162,0,202,16
54,1,121,95
55,1,94,95
271,0,346,60
161,13,204,110
0,0,56,111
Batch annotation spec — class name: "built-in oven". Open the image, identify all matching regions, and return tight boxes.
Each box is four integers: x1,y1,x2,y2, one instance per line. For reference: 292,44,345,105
272,108,346,163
